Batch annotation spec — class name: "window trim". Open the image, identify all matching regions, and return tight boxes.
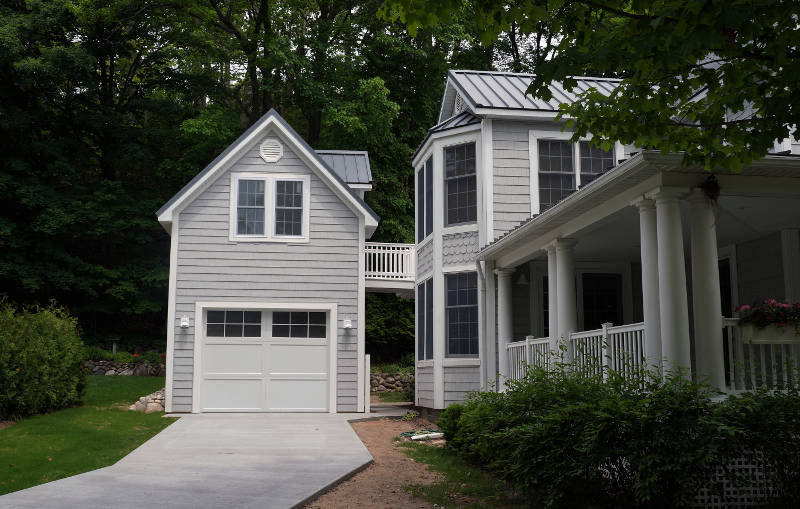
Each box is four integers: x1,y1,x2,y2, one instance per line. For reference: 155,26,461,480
445,271,479,358
416,157,434,244
443,141,478,227
229,172,311,243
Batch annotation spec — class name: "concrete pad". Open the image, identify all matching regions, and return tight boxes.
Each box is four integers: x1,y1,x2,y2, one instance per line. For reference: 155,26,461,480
0,413,372,509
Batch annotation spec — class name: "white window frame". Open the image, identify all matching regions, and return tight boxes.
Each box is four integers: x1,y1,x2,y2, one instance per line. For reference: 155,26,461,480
229,172,311,243
442,140,478,228
529,131,623,215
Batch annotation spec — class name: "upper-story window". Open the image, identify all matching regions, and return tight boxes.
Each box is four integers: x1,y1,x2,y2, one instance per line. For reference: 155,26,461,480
444,142,477,226
416,157,433,243
230,173,310,242
537,139,615,212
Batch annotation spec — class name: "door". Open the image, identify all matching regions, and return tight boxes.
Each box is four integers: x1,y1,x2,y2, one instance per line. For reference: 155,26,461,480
582,273,624,330
199,308,331,412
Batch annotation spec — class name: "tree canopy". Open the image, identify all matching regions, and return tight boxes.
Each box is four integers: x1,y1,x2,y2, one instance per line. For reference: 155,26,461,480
381,0,800,170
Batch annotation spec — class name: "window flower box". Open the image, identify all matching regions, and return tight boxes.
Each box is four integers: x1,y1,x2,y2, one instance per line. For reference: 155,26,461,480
736,300,800,344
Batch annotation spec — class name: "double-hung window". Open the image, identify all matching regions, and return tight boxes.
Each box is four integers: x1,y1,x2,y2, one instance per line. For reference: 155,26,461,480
416,157,433,243
444,143,477,226
417,278,433,361
230,173,310,242
445,272,478,357
536,139,616,212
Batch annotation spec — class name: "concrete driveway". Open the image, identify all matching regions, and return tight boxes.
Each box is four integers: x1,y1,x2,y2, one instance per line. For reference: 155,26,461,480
0,413,373,509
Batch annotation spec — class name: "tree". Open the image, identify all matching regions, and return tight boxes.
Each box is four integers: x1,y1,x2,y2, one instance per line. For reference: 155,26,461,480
381,0,800,170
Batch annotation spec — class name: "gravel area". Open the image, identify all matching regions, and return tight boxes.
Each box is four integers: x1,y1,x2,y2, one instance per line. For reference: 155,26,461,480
306,416,440,509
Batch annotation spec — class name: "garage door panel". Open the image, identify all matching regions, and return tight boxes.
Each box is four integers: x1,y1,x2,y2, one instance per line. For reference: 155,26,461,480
268,379,328,412
202,379,265,411
267,343,328,374
203,343,263,375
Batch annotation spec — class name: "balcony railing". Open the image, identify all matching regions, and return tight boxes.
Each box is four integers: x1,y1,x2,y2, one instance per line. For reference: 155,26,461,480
723,317,800,391
364,242,415,281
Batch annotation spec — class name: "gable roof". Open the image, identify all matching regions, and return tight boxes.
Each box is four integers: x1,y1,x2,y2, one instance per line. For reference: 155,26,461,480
316,150,372,185
440,70,621,122
156,109,379,235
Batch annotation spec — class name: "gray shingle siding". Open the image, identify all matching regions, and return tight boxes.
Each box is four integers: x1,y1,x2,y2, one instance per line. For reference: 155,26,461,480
417,240,433,278
173,131,360,412
444,365,481,406
442,231,479,267
416,365,434,408
493,121,531,237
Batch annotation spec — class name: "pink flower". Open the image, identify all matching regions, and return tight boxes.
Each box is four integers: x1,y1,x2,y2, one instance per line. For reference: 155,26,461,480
736,305,751,312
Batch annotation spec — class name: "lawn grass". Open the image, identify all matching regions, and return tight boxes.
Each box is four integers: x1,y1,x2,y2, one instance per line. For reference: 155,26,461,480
0,376,173,495
398,441,523,508
377,391,412,403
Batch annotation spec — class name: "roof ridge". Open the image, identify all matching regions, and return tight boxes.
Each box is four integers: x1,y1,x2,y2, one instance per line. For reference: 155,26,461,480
451,69,622,82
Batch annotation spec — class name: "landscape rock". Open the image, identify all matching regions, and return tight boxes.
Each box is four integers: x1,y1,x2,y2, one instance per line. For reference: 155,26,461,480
369,372,415,393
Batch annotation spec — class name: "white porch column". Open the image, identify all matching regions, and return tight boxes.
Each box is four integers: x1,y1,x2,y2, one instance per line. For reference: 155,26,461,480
689,189,725,390
546,245,559,353
636,198,662,372
496,268,514,390
555,239,577,361
652,189,692,374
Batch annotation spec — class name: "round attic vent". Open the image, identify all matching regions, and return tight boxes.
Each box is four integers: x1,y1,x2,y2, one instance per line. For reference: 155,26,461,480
259,139,283,163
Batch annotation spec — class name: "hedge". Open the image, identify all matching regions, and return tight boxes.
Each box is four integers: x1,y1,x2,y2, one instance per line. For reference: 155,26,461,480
0,302,86,419
438,367,800,509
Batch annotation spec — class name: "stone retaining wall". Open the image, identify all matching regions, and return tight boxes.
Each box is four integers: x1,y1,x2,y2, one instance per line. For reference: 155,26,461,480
84,360,166,376
370,372,414,393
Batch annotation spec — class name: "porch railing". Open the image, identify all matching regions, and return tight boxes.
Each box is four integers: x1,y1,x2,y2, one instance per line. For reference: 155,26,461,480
506,322,647,382
364,242,415,281
724,317,800,391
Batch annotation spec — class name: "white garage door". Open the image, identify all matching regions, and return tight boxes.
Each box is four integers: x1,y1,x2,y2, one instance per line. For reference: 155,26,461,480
199,308,331,412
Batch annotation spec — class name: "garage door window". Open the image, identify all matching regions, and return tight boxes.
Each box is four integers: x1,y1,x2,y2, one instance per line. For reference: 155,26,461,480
272,311,326,338
206,310,262,337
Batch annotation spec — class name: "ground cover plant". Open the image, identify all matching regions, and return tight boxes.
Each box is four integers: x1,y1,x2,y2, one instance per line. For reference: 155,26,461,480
0,375,172,495
438,366,800,509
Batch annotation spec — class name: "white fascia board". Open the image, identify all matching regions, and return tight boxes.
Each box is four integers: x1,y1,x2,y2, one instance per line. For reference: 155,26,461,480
157,115,378,237
474,108,565,121
411,123,482,167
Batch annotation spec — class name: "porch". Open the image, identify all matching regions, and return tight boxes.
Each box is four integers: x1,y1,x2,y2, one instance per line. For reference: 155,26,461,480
480,151,800,392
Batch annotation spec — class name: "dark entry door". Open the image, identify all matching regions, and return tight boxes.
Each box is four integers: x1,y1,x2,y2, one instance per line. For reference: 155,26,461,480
582,273,623,330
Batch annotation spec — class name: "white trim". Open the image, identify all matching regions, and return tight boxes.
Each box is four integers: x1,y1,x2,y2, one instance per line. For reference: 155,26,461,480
443,263,478,274
357,215,366,413
164,215,179,413
443,358,481,367
474,108,565,120
191,301,338,414
443,223,479,236
412,123,482,167
417,235,433,251
157,114,377,236
229,172,311,243
348,183,372,190
432,141,446,409
259,138,283,163
482,119,494,244
416,360,434,368
415,270,434,284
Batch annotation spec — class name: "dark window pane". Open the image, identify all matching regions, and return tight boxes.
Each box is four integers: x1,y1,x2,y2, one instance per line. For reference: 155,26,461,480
273,312,290,325
309,312,326,325
243,325,261,337
291,324,308,338
417,282,426,360
425,279,433,360
207,310,225,323
425,157,433,236
243,311,261,324
272,324,290,337
225,324,243,337
206,324,224,337
444,144,477,226
290,312,308,324
445,272,478,357
225,311,244,323
309,325,326,338
417,168,424,243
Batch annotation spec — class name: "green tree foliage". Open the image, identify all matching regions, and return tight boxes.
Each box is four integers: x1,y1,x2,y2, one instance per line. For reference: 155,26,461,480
381,0,800,170
0,0,494,358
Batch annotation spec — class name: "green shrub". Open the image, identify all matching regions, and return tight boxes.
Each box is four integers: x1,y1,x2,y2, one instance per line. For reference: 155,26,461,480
439,366,800,508
0,302,86,420
111,351,134,363
83,345,113,361
137,350,164,364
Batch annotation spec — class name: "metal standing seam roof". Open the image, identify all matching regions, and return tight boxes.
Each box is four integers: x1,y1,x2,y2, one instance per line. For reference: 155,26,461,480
315,150,373,185
449,70,621,111
412,110,481,159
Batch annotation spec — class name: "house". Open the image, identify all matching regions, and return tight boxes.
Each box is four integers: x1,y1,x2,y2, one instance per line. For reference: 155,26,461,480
413,70,800,410
156,109,413,413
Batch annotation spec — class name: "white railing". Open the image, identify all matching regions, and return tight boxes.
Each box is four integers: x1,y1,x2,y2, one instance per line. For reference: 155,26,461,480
506,322,646,382
724,317,800,391
364,242,415,281
507,336,551,381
